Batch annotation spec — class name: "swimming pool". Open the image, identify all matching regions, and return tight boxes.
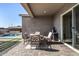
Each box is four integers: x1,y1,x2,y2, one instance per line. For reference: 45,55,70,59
0,33,17,38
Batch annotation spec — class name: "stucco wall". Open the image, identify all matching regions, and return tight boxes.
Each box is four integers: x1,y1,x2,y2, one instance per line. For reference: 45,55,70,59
22,16,53,38
53,3,76,39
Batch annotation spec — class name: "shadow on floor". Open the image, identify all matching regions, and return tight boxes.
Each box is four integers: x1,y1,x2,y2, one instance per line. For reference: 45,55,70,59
36,48,59,52
34,45,59,52
31,42,61,52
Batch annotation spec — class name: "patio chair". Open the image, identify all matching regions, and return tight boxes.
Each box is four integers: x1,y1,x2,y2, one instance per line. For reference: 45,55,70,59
39,32,52,49
44,32,52,42
23,32,30,44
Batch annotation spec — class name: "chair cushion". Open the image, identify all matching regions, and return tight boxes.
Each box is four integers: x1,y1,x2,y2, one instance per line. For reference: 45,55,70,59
47,32,52,38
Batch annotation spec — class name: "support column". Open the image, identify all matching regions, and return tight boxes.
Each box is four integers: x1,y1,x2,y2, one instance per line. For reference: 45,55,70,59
60,15,63,42
72,9,76,47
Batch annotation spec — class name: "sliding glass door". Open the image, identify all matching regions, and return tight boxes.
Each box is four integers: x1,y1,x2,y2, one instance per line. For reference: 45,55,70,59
63,11,72,45
62,4,79,49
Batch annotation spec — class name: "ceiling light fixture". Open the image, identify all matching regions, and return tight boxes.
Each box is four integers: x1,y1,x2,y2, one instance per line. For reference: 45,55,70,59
44,10,46,14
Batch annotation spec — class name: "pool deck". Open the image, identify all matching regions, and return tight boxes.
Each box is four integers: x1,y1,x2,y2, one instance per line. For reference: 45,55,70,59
2,41,79,56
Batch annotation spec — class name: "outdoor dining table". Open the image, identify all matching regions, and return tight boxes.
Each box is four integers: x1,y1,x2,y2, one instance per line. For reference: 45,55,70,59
29,32,51,49
30,32,40,47
30,32,40,36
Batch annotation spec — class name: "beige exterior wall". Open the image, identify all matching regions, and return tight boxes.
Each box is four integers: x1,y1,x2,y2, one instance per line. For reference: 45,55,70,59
22,16,53,38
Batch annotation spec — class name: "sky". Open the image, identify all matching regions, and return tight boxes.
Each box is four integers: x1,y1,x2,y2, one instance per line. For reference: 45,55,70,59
0,3,28,28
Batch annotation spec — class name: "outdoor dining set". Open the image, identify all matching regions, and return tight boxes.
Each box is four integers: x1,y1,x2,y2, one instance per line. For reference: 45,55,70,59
23,29,59,49
23,26,58,49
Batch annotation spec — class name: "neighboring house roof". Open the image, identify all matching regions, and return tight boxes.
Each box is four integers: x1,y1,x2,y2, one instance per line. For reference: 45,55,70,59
0,28,5,29
8,26,22,30
8,26,21,29
0,28,9,34
0,26,21,30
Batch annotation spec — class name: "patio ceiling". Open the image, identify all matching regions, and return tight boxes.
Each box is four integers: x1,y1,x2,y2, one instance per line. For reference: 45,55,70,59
29,3,65,16
21,3,65,17
21,3,75,17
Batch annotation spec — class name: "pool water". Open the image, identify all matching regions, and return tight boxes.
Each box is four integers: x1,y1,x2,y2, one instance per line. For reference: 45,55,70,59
2,34,15,36
0,33,16,38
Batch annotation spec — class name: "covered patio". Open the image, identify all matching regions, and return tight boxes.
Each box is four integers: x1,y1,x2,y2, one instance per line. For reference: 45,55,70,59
20,3,77,47
18,3,79,55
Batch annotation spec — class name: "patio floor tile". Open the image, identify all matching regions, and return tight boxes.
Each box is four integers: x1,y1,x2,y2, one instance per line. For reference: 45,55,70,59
2,42,79,56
